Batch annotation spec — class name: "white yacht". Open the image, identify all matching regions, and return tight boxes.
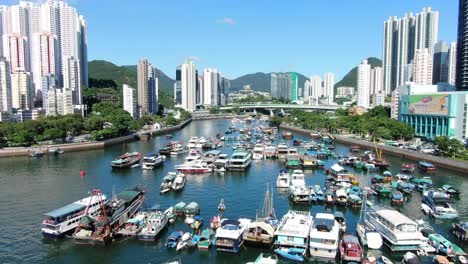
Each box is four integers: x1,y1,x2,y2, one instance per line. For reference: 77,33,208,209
252,144,265,160
289,185,312,203
142,153,165,170
171,173,186,191
214,154,229,172
227,151,252,171
196,137,207,149
290,169,306,187
185,149,201,162
187,137,199,149
264,145,277,159
276,170,290,189
277,144,289,159
42,194,108,238
309,213,340,259
275,210,312,252
137,206,168,241
215,218,251,253
365,208,427,251
170,143,186,155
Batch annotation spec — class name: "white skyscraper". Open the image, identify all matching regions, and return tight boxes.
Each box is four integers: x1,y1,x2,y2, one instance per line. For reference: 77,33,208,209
0,57,12,112
123,84,137,118
383,7,439,94
311,75,322,98
413,48,433,85
63,56,81,104
303,80,311,98
45,87,58,116
56,88,73,115
370,67,383,94
11,68,31,110
357,60,371,108
203,68,219,106
448,42,457,86
323,72,335,104
181,60,196,111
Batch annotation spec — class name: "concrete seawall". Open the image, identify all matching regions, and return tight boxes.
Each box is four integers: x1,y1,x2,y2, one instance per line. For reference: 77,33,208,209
280,124,468,173
0,118,192,158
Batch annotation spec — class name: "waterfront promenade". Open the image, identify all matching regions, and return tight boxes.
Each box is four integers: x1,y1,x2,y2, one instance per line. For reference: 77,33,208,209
0,119,192,158
281,124,468,173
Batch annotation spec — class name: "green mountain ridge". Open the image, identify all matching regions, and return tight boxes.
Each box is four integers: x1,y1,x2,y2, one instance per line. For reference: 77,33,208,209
334,57,382,89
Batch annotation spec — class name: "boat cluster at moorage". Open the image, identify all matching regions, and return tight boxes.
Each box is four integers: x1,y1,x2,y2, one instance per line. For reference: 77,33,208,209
41,116,468,264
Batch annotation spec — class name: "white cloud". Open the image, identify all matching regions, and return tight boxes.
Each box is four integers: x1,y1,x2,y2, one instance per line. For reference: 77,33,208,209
216,17,236,25
188,56,201,62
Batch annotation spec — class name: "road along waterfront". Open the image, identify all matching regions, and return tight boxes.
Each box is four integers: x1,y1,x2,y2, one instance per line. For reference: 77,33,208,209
0,118,467,263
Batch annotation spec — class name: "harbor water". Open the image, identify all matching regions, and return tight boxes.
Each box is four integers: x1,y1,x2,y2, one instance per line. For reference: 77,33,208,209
0,119,467,263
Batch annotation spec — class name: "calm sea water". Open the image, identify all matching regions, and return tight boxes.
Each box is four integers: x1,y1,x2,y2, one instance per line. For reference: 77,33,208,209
0,119,467,264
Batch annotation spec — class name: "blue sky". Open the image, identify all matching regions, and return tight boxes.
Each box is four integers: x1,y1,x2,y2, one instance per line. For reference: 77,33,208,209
72,0,457,80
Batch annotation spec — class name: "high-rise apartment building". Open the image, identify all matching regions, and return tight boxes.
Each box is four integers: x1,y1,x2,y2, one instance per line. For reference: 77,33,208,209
11,69,31,110
323,72,335,104
357,60,371,108
203,68,219,106
0,1,87,113
271,72,291,100
448,42,457,85
370,67,383,94
181,60,196,111
289,72,298,101
174,65,182,105
0,57,12,112
383,7,439,94
137,58,158,116
413,48,433,85
433,41,449,84
456,0,468,90
123,84,137,118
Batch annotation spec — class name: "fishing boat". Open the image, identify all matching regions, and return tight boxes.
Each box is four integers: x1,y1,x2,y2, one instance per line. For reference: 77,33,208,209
110,152,142,168
137,204,168,241
173,201,187,216
171,173,186,191
190,215,203,229
276,169,290,189
227,151,252,171
335,188,348,206
73,187,145,245
395,173,413,181
141,152,165,170
184,201,200,216
324,190,335,205
282,132,293,139
339,234,364,263
348,194,362,207
442,184,461,197
214,154,229,172
198,228,215,250
300,155,317,168
285,154,301,169
350,145,360,152
215,218,251,253
252,144,264,160
401,164,415,174
176,232,192,251
452,222,468,241
210,215,221,230
309,213,340,259
411,177,433,191
391,190,405,205
244,221,275,246
274,210,312,261
189,233,201,247
364,208,426,251
116,211,147,236
41,193,108,239
418,161,436,172
314,185,324,202
264,145,277,159
160,172,177,194
246,253,278,264
218,199,226,211
166,231,183,248
428,233,466,257
175,160,212,174
334,211,346,234
422,189,458,219
276,143,289,159
373,183,392,197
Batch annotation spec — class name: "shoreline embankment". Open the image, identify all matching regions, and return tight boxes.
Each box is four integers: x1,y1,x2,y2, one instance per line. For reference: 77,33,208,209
280,124,468,173
0,119,192,158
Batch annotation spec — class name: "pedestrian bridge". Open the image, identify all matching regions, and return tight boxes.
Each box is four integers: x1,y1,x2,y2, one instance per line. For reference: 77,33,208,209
220,103,342,111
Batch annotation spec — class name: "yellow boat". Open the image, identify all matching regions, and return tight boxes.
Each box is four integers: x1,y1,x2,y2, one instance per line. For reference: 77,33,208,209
349,174,359,186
